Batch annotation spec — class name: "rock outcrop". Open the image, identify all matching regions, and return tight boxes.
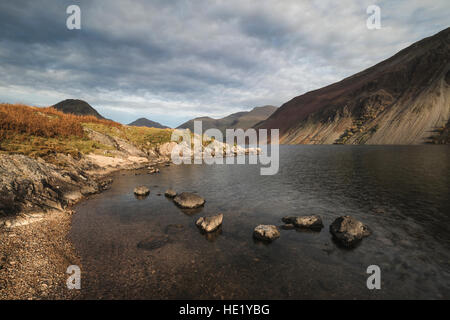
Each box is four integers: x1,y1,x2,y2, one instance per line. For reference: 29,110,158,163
0,154,111,227
196,214,223,232
329,216,371,247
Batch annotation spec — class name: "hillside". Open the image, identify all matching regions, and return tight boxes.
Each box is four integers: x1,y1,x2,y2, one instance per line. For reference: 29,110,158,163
128,117,170,129
256,27,450,144
52,99,105,119
0,103,172,159
178,105,277,134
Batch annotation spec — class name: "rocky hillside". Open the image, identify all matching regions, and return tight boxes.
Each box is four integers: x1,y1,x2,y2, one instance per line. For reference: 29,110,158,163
256,27,450,144
178,105,277,134
128,117,170,129
52,99,105,119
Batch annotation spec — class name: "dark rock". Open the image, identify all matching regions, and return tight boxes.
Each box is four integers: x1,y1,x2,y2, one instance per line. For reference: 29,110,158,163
281,223,295,230
173,192,205,209
330,215,371,247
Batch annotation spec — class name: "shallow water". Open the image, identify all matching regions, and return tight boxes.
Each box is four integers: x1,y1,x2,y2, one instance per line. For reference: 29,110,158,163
70,145,450,299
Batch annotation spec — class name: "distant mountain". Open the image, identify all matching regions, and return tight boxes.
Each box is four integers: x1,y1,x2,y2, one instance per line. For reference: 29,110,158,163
128,118,170,129
256,27,450,144
177,105,277,134
52,99,105,119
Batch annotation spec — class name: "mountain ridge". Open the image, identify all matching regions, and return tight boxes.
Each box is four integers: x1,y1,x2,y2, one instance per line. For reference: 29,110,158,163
178,105,277,134
128,118,170,129
256,27,450,144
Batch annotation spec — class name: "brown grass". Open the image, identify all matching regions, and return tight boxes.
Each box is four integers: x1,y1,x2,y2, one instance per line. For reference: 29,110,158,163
0,103,121,139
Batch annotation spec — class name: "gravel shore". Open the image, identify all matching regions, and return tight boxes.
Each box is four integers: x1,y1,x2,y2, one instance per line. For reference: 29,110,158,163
0,210,80,299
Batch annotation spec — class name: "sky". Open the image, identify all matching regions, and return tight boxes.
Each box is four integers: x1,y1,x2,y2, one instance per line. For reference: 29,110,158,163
0,0,449,127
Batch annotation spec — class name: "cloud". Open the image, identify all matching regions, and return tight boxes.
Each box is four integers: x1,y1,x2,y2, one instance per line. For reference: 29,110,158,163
0,0,448,127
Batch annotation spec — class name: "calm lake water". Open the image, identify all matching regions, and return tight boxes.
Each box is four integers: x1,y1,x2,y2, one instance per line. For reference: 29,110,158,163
70,145,450,299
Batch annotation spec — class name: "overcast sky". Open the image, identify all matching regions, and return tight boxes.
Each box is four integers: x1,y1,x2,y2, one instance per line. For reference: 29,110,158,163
0,0,448,127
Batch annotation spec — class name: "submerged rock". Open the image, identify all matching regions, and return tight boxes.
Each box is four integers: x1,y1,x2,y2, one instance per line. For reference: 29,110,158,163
196,213,223,233
164,224,184,235
253,225,280,242
329,215,370,247
148,167,160,174
164,189,177,198
173,192,205,209
282,215,324,230
134,186,150,196
137,235,169,250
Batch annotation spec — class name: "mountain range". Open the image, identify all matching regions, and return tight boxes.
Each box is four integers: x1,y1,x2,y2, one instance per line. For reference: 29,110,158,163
256,27,450,144
177,105,277,133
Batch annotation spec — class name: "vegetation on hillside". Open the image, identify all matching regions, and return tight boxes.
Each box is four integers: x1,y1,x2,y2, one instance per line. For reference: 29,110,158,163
0,103,173,157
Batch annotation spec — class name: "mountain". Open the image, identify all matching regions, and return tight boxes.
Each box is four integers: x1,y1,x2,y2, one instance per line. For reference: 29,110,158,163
52,99,105,119
128,118,170,129
256,27,450,144
177,105,277,133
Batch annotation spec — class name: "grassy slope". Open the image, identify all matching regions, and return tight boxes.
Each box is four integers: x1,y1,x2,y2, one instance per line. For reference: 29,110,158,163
0,103,173,158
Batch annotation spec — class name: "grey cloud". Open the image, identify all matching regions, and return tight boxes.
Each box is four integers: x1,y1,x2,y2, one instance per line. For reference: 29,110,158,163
0,0,449,126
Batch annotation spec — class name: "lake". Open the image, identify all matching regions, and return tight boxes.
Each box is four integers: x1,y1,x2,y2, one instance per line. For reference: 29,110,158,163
70,145,450,299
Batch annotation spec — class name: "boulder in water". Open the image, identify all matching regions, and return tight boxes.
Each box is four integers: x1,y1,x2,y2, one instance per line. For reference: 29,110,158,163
196,213,223,232
173,192,205,209
164,189,177,198
134,186,150,196
329,215,370,247
282,215,324,230
253,225,280,242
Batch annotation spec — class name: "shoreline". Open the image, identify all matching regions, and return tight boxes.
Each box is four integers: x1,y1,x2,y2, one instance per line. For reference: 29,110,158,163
0,152,169,300
0,139,256,299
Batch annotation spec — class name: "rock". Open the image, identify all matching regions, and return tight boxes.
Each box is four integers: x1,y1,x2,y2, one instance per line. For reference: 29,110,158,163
329,216,371,247
134,186,150,196
0,154,101,218
282,215,324,230
137,235,169,250
281,216,297,224
164,189,177,198
280,223,295,230
253,225,280,242
148,167,160,174
196,214,223,232
173,192,205,209
111,136,147,157
158,142,178,158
